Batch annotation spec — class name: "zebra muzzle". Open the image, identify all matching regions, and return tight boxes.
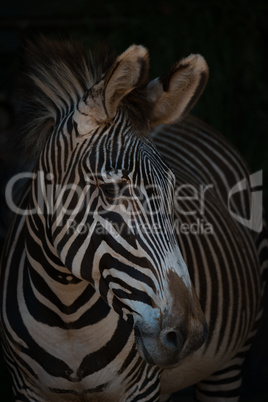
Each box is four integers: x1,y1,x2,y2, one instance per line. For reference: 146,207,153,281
133,272,208,368
134,318,207,368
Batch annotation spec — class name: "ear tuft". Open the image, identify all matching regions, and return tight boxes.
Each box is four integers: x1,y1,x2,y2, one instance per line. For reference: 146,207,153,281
121,44,148,61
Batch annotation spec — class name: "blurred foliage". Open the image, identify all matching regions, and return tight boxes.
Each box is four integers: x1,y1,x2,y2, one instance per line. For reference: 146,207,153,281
0,0,267,400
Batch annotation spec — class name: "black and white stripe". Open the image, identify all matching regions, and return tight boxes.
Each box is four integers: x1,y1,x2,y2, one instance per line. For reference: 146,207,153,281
0,38,266,402
154,116,267,401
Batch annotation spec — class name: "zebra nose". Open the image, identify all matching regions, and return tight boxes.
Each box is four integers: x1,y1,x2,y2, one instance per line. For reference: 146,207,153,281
160,328,185,352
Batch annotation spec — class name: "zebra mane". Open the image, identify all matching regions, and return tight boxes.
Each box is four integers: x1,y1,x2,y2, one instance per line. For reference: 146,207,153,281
14,36,117,158
9,37,208,160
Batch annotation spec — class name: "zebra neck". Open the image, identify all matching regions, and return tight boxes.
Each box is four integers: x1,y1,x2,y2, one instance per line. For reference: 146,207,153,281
24,209,111,323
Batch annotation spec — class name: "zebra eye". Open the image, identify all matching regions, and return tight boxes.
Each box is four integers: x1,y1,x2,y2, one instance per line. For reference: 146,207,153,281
101,182,125,199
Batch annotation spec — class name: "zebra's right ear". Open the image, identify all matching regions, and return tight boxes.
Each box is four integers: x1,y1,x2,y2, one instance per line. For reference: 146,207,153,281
75,45,149,135
147,54,209,127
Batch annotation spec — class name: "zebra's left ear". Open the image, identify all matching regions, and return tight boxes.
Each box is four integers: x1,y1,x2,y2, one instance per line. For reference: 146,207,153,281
147,54,209,127
103,45,149,119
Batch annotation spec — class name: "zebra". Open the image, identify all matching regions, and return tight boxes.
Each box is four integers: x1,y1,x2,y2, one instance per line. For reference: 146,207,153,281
0,37,266,402
153,116,267,400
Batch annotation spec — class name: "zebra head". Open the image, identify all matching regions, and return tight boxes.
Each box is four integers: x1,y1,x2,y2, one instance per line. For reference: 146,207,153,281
27,40,208,368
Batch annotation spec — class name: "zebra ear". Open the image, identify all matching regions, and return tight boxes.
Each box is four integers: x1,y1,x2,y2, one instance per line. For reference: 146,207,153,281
103,45,149,118
147,54,209,127
75,45,149,135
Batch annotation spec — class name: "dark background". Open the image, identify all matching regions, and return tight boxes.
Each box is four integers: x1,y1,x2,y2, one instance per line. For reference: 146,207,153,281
0,0,267,401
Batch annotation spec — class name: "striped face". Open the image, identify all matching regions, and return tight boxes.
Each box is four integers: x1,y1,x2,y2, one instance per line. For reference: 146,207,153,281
44,110,207,368
23,41,209,368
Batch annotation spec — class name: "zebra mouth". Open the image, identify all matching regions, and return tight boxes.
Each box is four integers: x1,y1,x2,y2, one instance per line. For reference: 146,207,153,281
134,325,155,365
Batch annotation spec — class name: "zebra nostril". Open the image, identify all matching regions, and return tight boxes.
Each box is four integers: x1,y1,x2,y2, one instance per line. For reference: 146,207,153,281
165,331,179,350
160,329,184,352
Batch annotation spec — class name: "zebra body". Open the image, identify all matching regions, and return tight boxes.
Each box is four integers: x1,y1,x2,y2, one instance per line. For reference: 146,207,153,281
0,38,266,402
154,116,266,399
